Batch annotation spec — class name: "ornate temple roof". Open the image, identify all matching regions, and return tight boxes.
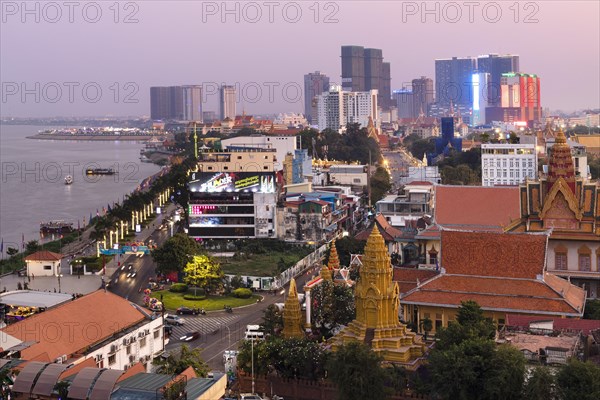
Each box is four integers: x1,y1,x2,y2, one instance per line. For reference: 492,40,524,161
547,129,576,193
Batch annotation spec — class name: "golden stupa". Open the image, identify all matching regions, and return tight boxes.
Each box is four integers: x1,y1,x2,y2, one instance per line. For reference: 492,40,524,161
282,278,304,339
332,226,426,367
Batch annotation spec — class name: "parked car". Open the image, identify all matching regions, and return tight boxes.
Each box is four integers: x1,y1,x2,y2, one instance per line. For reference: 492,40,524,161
176,307,197,315
164,314,184,326
240,394,264,400
179,331,201,342
17,268,27,277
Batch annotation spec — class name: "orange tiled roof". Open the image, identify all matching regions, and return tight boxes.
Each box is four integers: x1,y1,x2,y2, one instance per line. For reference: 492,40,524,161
435,186,521,231
506,314,600,335
59,358,96,379
393,268,439,294
24,250,62,261
401,275,583,316
441,230,547,279
2,290,147,361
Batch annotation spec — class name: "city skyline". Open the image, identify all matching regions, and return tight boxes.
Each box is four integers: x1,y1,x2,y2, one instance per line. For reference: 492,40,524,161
1,1,598,117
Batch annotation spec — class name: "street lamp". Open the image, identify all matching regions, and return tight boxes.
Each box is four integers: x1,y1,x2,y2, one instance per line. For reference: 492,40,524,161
251,337,255,395
57,274,63,293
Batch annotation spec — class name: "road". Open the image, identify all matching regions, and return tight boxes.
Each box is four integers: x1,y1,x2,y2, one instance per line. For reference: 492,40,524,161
382,149,422,189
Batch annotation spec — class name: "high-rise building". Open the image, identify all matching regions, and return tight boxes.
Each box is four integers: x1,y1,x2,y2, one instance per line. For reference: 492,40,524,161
476,54,519,105
486,73,542,124
471,72,491,126
150,85,201,121
220,85,236,120
317,86,378,133
341,45,391,109
412,76,434,117
182,85,202,122
435,57,477,107
303,72,330,124
394,89,414,119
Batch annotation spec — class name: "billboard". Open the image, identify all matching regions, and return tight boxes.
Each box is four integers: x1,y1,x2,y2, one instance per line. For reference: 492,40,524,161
189,172,275,193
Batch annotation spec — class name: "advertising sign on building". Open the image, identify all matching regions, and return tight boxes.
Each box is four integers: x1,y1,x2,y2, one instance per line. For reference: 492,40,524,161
189,172,276,193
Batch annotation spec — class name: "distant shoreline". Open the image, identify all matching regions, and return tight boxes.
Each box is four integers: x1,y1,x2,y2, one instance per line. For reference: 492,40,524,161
27,134,160,141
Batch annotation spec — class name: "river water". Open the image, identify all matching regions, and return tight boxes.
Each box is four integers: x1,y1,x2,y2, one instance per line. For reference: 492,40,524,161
0,125,161,251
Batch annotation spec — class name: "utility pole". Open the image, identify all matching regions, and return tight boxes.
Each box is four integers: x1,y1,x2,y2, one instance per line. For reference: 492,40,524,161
368,149,372,210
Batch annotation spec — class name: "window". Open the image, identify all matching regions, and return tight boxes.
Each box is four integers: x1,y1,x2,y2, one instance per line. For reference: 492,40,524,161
237,156,242,160
263,166,269,170
555,249,568,271
224,166,228,170
579,254,591,271
154,330,160,339
44,265,52,270
353,178,361,183
108,354,116,365
140,337,147,348
435,313,443,331
126,345,131,355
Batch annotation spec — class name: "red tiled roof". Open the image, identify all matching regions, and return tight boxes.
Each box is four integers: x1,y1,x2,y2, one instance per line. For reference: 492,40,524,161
435,185,521,231
24,250,62,261
401,275,582,316
393,268,439,294
441,230,547,279
505,314,600,335
2,290,147,361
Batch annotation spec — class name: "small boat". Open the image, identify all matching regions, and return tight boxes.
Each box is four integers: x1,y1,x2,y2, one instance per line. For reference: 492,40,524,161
40,220,74,234
85,168,117,175
64,175,73,185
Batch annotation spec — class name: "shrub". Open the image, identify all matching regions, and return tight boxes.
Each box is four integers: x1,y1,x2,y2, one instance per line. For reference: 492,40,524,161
169,283,188,293
183,294,206,301
232,288,253,298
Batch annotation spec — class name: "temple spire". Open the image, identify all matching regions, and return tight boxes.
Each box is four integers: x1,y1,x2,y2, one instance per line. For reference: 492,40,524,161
282,278,304,338
547,128,576,193
320,264,333,281
327,240,340,270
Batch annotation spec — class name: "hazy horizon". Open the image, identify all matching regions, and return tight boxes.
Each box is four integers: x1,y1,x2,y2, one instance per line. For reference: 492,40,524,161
1,1,599,118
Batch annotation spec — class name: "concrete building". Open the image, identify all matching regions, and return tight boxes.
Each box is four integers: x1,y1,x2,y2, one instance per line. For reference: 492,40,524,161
317,86,378,133
219,85,236,121
376,181,434,226
412,76,434,118
1,290,164,372
471,72,491,126
187,149,278,239
481,142,538,186
304,72,330,124
24,250,62,277
220,135,297,171
486,73,542,124
394,89,414,119
328,165,368,186
435,56,477,107
341,45,391,109
182,85,203,122
476,54,520,105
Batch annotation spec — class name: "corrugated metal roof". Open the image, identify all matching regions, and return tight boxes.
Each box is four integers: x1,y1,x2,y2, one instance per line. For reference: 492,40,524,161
118,373,172,391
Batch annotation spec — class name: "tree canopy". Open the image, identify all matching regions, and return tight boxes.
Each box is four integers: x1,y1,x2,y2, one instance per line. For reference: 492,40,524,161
310,280,355,338
152,344,209,377
183,254,224,294
151,233,201,273
370,166,392,204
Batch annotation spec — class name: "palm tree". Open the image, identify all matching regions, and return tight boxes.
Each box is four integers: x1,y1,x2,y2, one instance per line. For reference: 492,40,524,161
420,317,433,340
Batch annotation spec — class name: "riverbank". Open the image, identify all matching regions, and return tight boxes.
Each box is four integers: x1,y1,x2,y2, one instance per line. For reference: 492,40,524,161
27,134,162,141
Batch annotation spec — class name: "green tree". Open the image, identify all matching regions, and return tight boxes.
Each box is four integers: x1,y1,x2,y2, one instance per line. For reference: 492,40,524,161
522,366,558,400
328,341,389,400
183,254,224,294
6,247,19,257
230,275,244,289
310,280,355,338
152,344,209,377
259,304,283,336
25,240,39,253
54,380,70,400
555,359,600,400
435,300,496,351
151,233,200,273
419,317,433,340
584,299,600,319
369,166,392,204
325,236,365,268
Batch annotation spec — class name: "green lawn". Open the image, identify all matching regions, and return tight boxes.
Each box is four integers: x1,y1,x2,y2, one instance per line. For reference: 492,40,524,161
217,253,306,277
151,290,259,311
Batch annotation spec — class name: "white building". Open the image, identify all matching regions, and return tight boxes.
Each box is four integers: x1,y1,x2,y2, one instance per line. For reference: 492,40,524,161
328,165,368,186
24,250,62,277
220,135,297,171
275,113,308,128
182,85,203,122
481,143,538,187
1,290,164,372
220,85,236,120
317,85,378,133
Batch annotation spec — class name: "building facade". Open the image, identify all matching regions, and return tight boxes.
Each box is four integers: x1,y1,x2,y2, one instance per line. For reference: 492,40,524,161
411,76,434,117
317,86,378,133
476,54,520,105
219,85,236,121
341,45,391,109
481,143,538,186
303,72,330,124
182,85,203,122
394,89,414,119
187,149,278,239
487,73,542,124
435,56,477,107
151,85,201,121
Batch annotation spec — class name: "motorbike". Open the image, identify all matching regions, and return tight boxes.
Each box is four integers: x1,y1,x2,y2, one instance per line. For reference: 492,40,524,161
224,305,233,313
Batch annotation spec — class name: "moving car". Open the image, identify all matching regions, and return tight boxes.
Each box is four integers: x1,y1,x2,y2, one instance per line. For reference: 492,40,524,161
164,314,184,326
127,270,137,278
176,307,197,315
179,331,201,342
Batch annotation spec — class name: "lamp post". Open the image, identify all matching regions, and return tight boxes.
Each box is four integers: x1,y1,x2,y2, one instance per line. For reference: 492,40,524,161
169,220,174,237
251,337,255,395
57,274,63,293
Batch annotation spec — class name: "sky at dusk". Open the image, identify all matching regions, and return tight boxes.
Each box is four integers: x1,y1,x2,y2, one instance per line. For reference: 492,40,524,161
1,1,599,117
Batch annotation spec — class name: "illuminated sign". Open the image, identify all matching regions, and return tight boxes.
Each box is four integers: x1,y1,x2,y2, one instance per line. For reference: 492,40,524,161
472,73,480,111
189,172,276,193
